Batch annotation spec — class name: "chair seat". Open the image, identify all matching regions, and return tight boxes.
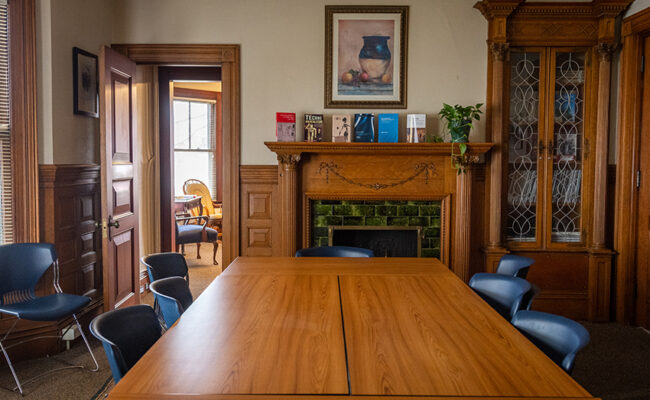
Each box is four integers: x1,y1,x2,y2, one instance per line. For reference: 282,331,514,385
176,224,219,244
0,293,90,321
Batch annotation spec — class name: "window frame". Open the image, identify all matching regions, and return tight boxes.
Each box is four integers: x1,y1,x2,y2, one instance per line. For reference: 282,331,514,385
172,86,220,201
7,0,38,243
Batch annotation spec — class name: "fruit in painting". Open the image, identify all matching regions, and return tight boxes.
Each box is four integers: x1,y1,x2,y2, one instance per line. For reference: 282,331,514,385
359,72,369,82
341,72,353,83
381,73,392,84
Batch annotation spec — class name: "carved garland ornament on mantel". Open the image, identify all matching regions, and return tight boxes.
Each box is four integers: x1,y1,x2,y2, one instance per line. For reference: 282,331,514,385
318,162,437,191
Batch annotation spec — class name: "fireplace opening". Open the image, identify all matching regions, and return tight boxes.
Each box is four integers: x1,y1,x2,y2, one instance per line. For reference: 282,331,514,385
311,199,442,259
329,226,421,257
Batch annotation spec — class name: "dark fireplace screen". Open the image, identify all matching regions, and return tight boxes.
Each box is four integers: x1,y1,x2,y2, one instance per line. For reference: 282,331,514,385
329,226,421,257
311,199,441,258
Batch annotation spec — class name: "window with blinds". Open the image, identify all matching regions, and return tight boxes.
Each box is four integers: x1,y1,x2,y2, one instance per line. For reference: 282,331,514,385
0,0,12,244
172,99,217,199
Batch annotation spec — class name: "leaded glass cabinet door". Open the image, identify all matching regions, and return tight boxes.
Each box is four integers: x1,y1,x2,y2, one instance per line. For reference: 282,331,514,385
546,49,587,246
505,50,546,247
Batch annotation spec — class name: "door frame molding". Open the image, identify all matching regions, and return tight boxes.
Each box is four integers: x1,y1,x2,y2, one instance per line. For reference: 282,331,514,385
613,8,650,324
111,44,240,268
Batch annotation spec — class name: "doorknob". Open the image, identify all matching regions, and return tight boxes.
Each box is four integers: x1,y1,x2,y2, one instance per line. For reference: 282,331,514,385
108,217,120,229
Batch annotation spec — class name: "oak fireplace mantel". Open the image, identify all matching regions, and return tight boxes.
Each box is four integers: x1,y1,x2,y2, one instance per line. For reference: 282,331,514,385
265,142,493,281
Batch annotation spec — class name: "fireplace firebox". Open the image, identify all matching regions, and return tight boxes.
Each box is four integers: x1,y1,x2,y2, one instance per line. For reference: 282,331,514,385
329,225,421,257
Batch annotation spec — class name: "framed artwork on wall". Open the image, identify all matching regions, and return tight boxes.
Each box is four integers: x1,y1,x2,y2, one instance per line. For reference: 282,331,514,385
325,5,408,109
73,47,99,118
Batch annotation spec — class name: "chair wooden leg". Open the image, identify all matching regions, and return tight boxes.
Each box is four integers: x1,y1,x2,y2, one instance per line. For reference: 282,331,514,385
181,244,185,255
213,242,218,265
197,243,201,259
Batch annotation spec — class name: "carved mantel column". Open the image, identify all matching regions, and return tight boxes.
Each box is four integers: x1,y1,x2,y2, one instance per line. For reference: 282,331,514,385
277,153,301,256
453,155,481,282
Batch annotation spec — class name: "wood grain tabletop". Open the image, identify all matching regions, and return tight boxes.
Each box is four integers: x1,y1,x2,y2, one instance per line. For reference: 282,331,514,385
108,257,596,399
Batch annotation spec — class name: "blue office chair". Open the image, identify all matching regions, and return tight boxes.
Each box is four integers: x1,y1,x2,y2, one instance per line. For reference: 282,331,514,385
89,304,162,383
0,243,99,394
149,277,194,328
141,252,190,284
496,254,535,279
511,310,590,374
469,273,532,321
494,254,538,310
295,246,374,257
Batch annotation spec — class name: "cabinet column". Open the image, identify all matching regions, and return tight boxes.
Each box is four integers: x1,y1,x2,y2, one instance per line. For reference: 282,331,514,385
278,153,300,256
587,43,616,322
591,44,615,250
484,42,510,272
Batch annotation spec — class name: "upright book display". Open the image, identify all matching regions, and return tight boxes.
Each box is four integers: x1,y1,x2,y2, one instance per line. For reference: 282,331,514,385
378,113,399,143
407,114,426,143
332,114,352,142
354,113,375,143
276,112,296,142
304,113,324,142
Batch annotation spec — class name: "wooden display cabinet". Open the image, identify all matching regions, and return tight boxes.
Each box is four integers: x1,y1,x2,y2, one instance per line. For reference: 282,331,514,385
476,0,631,321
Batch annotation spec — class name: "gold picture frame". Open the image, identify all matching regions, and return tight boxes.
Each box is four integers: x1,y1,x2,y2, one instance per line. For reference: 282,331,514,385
325,5,409,109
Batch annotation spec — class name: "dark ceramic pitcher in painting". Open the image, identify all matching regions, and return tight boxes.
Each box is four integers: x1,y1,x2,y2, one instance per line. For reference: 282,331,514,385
359,35,391,79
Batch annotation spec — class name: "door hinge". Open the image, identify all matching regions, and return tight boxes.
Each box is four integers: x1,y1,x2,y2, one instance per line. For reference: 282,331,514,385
637,170,641,189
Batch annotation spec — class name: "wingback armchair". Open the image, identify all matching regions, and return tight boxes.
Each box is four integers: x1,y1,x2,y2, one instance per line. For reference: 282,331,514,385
183,179,222,231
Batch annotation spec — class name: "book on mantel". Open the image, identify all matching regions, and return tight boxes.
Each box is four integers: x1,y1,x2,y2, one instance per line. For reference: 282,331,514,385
304,113,324,142
276,112,296,142
378,113,399,143
406,114,426,143
332,114,352,142
354,113,375,143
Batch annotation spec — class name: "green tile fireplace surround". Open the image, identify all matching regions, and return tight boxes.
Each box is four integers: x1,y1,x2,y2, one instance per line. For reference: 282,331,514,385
311,199,442,258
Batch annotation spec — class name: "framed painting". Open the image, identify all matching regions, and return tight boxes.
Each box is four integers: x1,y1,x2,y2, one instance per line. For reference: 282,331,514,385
325,5,408,109
73,47,99,118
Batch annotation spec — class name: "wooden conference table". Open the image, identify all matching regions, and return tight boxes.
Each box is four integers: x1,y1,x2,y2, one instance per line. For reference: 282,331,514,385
108,257,596,400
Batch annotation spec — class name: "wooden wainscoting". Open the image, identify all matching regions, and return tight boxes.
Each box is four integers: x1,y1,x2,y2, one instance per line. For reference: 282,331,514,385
240,165,281,256
0,165,103,363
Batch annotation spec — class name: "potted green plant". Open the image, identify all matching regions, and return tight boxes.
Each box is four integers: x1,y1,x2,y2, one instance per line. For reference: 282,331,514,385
438,103,483,172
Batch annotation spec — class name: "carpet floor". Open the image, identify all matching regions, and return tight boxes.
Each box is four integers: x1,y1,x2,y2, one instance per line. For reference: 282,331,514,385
0,249,648,399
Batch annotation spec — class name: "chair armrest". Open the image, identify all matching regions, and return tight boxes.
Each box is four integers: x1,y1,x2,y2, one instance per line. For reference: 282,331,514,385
176,215,208,229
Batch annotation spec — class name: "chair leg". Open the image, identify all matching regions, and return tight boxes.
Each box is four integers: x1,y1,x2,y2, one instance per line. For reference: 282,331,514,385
181,244,185,255
74,315,99,372
0,334,23,395
196,243,201,259
213,241,218,265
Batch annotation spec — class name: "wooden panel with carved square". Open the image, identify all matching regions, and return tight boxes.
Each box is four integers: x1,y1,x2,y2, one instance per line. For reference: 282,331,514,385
248,192,272,219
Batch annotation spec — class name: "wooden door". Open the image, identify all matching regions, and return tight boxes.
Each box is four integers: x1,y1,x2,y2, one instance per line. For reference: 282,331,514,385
99,46,140,311
636,38,650,328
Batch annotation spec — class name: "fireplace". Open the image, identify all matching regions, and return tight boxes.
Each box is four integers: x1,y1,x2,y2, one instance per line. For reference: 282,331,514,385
265,141,492,280
310,199,442,259
329,226,421,257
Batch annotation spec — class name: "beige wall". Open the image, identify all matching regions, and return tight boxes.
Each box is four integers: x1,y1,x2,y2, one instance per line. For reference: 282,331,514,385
37,0,113,164
112,0,488,165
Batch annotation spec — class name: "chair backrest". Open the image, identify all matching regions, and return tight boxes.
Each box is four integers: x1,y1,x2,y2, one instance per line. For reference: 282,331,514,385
295,246,374,257
469,273,532,320
0,243,57,303
183,179,215,216
89,305,162,383
141,252,189,283
149,276,193,327
511,310,590,374
496,254,535,279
